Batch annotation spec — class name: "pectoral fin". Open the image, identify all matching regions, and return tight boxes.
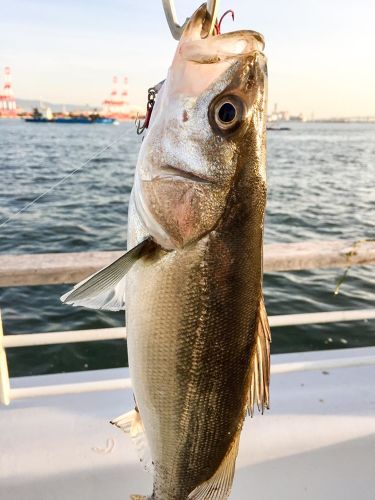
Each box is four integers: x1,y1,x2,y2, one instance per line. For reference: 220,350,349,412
248,295,271,416
188,430,241,500
60,237,156,311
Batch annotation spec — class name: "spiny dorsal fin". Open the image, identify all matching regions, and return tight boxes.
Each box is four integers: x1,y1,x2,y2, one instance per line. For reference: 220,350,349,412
60,237,155,311
248,295,271,417
188,430,241,500
111,408,153,473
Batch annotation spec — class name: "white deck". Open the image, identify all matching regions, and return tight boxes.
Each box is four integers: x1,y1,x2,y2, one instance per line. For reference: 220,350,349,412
1,347,375,500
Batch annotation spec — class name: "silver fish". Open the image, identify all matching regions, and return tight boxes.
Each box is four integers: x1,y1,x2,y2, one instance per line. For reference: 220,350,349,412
61,4,270,499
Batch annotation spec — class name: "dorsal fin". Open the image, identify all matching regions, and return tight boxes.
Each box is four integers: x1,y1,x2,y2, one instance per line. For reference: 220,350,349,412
248,295,271,416
60,237,156,311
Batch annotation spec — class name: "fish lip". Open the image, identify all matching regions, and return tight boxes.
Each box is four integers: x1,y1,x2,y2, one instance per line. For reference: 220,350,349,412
152,164,214,184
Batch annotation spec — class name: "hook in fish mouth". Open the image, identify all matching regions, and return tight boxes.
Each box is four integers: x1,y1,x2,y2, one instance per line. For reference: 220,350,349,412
152,164,214,184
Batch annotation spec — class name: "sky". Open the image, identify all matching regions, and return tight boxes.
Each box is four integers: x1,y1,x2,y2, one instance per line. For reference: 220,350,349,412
1,0,374,118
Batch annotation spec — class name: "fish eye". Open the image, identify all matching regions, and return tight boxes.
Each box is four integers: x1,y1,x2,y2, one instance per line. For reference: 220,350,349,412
209,95,245,135
218,102,236,123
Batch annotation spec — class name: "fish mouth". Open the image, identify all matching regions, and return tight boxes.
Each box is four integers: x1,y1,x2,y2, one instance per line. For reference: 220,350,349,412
152,165,213,184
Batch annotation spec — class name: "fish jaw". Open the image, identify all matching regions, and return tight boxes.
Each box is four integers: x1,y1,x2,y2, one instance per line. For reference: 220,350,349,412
132,8,267,250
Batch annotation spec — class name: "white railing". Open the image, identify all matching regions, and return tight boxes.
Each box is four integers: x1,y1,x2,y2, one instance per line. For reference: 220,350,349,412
1,309,375,405
1,239,374,406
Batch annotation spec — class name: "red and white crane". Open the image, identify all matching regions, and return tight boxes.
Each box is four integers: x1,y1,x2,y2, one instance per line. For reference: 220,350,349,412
0,67,17,118
102,75,130,120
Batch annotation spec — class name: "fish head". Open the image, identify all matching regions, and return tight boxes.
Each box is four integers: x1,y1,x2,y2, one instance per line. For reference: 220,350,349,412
133,4,267,249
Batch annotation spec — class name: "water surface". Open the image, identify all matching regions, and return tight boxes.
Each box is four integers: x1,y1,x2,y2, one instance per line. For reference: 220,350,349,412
0,120,373,376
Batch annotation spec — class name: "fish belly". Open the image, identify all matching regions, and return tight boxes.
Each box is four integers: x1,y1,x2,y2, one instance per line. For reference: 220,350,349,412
126,225,262,499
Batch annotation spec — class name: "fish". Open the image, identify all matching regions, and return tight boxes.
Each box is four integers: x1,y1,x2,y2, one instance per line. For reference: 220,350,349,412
61,4,270,499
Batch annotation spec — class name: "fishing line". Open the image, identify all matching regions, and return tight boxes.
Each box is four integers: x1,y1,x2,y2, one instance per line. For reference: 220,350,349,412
4,137,120,191
0,128,134,229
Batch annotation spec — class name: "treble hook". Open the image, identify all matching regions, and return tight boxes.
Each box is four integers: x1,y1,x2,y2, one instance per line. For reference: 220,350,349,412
162,0,220,40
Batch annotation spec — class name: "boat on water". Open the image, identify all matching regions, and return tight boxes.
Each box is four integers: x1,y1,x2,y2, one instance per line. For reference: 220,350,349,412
54,114,118,125
25,108,118,125
267,120,291,131
267,126,291,131
24,107,53,123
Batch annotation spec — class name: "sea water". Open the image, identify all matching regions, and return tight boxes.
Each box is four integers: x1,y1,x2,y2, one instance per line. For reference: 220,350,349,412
0,120,373,376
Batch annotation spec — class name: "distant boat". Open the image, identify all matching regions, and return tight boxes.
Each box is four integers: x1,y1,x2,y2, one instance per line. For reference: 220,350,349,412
25,108,118,125
24,117,51,123
267,126,291,131
54,115,117,125
24,107,53,123
54,117,93,124
94,117,119,125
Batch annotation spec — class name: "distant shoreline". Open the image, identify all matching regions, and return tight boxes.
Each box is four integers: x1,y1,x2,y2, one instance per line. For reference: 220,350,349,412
1,116,375,125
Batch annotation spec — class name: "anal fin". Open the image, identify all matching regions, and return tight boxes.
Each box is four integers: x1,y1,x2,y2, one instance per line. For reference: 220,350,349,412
248,295,271,416
188,430,241,500
111,407,153,473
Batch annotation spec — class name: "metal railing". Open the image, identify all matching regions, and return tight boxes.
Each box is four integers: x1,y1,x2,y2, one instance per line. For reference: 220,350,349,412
1,239,374,287
1,239,374,406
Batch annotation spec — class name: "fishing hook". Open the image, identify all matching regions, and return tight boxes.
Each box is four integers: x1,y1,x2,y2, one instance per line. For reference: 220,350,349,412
135,80,165,135
215,9,235,35
135,88,156,135
162,0,219,40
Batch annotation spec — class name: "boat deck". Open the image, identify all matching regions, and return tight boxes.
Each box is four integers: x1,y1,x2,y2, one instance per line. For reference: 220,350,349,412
1,346,374,500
